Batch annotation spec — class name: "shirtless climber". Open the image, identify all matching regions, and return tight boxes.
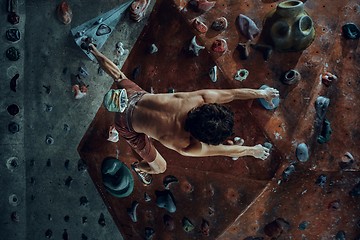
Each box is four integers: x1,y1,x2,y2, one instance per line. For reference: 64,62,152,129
89,44,279,184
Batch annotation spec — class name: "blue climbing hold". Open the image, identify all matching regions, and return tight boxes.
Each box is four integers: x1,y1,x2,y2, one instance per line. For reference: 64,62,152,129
258,85,280,110
296,143,309,162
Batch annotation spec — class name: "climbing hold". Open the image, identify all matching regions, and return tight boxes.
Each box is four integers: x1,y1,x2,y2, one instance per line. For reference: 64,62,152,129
328,199,340,210
182,217,195,232
335,230,346,240
144,192,151,202
282,164,295,181
7,104,19,116
315,96,330,121
8,121,19,134
127,201,139,222
45,135,54,145
9,194,20,206
209,66,217,83
98,213,105,227
263,142,273,151
10,73,19,92
148,43,158,54
155,190,176,213
44,104,53,112
64,176,73,187
342,23,360,39
321,72,337,87
132,66,141,79
168,88,175,93
130,0,151,22
6,157,18,171
8,12,19,25
201,219,210,236
11,211,19,222
78,66,89,79
211,39,228,53
234,69,249,82
144,227,155,240
163,175,179,189
188,0,215,12
6,46,20,61
296,143,309,162
62,229,68,240
192,18,208,33
211,17,228,31
45,229,53,239
317,119,332,144
56,1,72,25
7,0,18,13
264,218,290,238
282,69,301,85
6,28,20,42
339,152,354,169
189,36,205,56
163,214,175,231
43,85,51,94
258,85,280,110
107,125,119,143
180,180,194,193
238,41,251,60
79,196,89,206
298,221,309,230
349,182,360,197
237,14,260,40
315,174,327,188
64,124,70,132
96,24,111,36
101,158,134,198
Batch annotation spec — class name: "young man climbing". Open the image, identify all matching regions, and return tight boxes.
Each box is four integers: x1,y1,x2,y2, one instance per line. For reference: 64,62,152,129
89,44,279,185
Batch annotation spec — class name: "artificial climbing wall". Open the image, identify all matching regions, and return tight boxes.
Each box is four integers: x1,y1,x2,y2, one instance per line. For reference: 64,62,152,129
79,0,360,239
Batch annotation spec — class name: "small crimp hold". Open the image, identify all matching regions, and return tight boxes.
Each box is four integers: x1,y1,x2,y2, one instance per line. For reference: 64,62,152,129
342,23,360,39
211,17,228,31
127,201,139,222
209,66,217,83
234,69,249,81
321,72,337,87
192,18,208,33
282,69,301,85
148,43,158,54
189,36,205,56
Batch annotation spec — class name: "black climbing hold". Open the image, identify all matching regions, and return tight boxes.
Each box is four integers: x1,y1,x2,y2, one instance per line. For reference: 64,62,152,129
282,164,295,181
132,66,141,79
335,230,346,240
298,221,309,230
64,124,70,132
182,217,195,232
145,227,155,240
98,213,105,227
6,28,20,42
62,229,68,240
8,121,19,133
81,233,88,240
45,104,53,112
42,85,51,94
79,196,89,206
65,176,73,187
342,23,360,39
78,159,87,171
296,143,309,162
64,215,70,222
82,216,88,224
349,182,360,197
315,174,327,188
46,159,52,167
64,159,70,169
11,211,19,222
163,175,179,189
317,119,332,144
10,73,19,92
127,201,139,223
155,190,176,213
8,12,19,25
6,46,20,61
7,104,19,116
163,214,175,231
45,229,53,239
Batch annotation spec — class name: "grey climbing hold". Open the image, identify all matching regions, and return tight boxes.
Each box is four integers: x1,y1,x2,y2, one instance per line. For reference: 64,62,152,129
298,221,309,230
258,85,280,110
315,96,330,121
45,135,54,145
98,213,105,227
263,142,273,150
9,194,20,206
182,217,195,232
6,157,18,171
149,43,158,54
155,190,176,213
317,119,332,144
296,143,309,162
282,164,295,181
189,36,205,56
315,174,327,188
127,201,139,222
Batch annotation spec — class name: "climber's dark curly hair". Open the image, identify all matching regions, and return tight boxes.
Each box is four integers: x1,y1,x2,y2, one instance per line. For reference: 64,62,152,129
184,103,234,145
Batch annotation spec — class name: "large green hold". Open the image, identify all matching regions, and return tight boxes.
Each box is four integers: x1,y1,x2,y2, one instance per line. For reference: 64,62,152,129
101,158,134,198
